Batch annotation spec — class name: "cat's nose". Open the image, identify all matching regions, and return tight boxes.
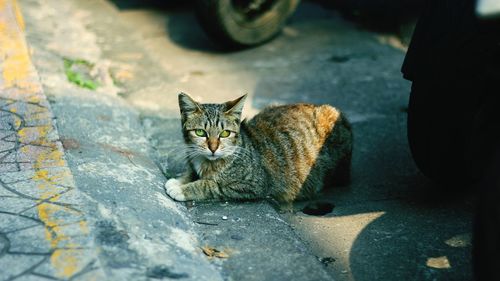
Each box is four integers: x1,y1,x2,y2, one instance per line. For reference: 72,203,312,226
208,138,219,153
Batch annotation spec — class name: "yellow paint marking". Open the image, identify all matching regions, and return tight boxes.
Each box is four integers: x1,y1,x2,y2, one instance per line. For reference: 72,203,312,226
0,0,40,92
28,93,40,103
79,220,90,234
32,131,82,277
14,118,21,128
29,124,81,276
2,0,88,278
8,107,22,128
51,248,80,277
17,127,27,138
12,0,24,31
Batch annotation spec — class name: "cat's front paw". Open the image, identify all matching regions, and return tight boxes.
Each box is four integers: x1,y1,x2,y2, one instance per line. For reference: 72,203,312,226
165,178,187,201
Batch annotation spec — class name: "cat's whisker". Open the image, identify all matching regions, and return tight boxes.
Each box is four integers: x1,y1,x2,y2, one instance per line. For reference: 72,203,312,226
167,146,206,163
166,149,191,160
183,149,202,158
163,147,192,158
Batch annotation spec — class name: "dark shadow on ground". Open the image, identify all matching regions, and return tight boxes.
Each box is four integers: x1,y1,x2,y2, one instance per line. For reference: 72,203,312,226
313,0,422,31
108,0,192,10
108,0,221,52
315,0,423,46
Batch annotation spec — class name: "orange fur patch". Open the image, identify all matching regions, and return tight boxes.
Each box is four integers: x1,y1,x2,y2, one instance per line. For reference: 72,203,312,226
315,105,339,142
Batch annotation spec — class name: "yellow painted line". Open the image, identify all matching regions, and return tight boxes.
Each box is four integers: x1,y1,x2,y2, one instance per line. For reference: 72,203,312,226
0,0,40,92
1,0,92,278
12,0,25,31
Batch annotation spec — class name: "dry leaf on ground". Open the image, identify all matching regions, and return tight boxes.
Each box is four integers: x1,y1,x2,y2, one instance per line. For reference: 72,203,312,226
201,246,229,259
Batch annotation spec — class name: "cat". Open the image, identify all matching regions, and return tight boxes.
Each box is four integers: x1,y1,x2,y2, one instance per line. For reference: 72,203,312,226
165,93,353,203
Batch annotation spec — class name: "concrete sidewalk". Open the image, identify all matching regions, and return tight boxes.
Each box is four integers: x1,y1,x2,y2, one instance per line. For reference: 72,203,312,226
0,1,220,280
1,1,334,280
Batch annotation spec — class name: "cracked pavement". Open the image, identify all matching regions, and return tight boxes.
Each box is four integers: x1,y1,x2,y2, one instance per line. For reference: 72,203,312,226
0,1,102,279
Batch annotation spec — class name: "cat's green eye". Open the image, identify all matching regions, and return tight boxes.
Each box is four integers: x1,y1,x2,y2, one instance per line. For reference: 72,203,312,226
219,130,231,138
194,129,206,137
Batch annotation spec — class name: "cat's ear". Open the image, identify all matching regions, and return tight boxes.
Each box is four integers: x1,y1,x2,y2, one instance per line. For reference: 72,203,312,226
178,92,202,114
224,94,247,117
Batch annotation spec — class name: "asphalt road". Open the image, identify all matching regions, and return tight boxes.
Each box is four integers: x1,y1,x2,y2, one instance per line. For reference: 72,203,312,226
18,0,475,280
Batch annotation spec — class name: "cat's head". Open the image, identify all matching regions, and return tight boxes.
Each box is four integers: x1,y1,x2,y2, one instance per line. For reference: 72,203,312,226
178,93,247,161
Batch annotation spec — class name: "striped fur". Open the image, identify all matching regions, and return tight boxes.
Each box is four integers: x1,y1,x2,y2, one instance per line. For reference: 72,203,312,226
165,93,353,203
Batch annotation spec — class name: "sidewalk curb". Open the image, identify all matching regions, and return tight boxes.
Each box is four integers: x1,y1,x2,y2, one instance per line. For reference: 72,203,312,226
0,0,105,279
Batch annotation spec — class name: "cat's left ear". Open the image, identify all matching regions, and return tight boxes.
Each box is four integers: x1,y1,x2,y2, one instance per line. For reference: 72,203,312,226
224,94,247,117
178,92,202,114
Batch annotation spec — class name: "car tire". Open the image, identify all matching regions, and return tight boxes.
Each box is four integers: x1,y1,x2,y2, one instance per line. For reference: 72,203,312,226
407,82,472,187
195,0,300,48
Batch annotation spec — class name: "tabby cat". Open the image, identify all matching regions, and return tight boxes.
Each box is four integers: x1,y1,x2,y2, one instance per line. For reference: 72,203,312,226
165,93,352,203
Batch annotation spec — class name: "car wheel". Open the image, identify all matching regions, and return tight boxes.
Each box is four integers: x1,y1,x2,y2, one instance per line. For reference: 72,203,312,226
407,82,471,187
195,0,300,48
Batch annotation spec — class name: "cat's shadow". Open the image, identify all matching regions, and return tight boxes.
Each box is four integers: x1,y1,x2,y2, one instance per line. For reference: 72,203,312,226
107,0,227,53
